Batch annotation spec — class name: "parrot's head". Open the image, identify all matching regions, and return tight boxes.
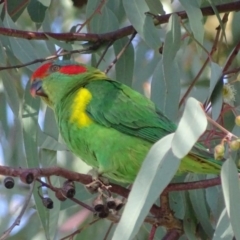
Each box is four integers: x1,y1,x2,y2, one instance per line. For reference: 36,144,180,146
30,60,107,108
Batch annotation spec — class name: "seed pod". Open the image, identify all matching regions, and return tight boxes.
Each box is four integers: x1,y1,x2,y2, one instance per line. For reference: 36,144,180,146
20,172,34,184
115,198,124,211
214,144,225,160
98,207,109,218
106,197,116,209
229,140,240,151
235,116,240,126
62,180,76,198
4,177,15,189
85,182,99,194
55,189,67,201
93,196,104,212
42,197,54,209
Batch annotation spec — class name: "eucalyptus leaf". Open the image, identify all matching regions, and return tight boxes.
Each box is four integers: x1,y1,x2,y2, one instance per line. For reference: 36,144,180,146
113,38,134,87
27,0,48,24
179,0,204,53
172,97,207,158
221,158,240,240
213,208,233,240
113,134,180,240
3,12,38,71
151,14,181,120
123,0,160,49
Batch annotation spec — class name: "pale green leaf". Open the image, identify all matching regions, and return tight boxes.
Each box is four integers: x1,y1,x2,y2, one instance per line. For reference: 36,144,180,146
179,0,204,53
113,38,134,87
172,97,207,158
27,0,48,23
40,149,60,240
183,192,198,240
151,14,181,120
221,158,240,240
6,0,28,21
113,133,180,240
123,0,159,49
145,0,165,15
213,208,233,240
1,71,20,116
3,13,38,71
189,177,214,238
87,4,119,33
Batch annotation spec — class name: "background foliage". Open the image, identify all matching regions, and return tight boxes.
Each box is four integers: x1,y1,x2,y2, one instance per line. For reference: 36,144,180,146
1,0,240,239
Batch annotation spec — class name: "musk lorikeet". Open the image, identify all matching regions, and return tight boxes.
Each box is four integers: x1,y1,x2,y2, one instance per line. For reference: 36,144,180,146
30,60,223,183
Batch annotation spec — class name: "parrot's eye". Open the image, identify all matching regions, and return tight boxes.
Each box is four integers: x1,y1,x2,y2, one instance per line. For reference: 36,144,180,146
50,65,61,72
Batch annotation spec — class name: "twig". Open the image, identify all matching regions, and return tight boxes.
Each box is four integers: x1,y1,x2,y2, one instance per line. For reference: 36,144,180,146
95,40,115,68
179,13,228,108
0,45,101,71
164,177,221,193
0,182,35,240
104,31,137,74
60,218,100,240
206,115,238,139
0,2,239,42
223,39,240,73
148,224,157,240
103,222,114,240
78,0,107,33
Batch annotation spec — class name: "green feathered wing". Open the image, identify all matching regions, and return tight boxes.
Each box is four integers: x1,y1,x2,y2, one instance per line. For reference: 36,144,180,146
74,79,224,182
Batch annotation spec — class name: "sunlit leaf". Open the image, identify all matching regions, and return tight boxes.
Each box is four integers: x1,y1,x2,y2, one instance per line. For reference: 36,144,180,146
113,134,180,240
123,0,160,49
172,97,207,158
221,158,240,240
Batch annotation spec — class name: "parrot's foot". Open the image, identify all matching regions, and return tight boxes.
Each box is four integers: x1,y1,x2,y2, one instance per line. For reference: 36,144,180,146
86,169,125,218
85,169,111,194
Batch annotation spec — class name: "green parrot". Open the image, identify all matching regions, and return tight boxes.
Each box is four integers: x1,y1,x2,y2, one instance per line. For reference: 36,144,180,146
30,60,223,183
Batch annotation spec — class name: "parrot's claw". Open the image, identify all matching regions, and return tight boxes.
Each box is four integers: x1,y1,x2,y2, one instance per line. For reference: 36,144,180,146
85,169,111,194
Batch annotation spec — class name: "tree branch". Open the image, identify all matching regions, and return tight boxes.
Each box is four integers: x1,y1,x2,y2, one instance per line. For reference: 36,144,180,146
0,2,239,42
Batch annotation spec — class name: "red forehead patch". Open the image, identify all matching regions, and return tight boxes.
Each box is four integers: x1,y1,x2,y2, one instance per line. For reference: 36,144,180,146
32,62,52,81
59,65,87,75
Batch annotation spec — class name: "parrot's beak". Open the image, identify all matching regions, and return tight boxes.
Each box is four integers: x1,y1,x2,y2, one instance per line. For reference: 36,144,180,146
30,79,47,98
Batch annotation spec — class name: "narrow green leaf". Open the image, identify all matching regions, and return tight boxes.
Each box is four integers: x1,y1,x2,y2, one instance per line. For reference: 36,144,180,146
179,0,204,52
151,14,181,120
207,0,227,43
40,108,60,239
1,71,20,117
145,0,165,15
27,0,48,23
123,0,160,49
213,208,233,240
22,82,52,238
172,97,207,158
183,192,198,240
22,82,39,168
40,149,60,240
113,134,181,240
221,158,240,240
189,177,214,237
87,4,119,33
208,62,223,120
42,10,57,53
208,62,223,101
6,0,28,21
3,13,38,71
113,38,134,87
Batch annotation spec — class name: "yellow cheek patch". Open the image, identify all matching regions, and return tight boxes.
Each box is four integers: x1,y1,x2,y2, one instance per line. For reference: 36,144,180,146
70,88,93,127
